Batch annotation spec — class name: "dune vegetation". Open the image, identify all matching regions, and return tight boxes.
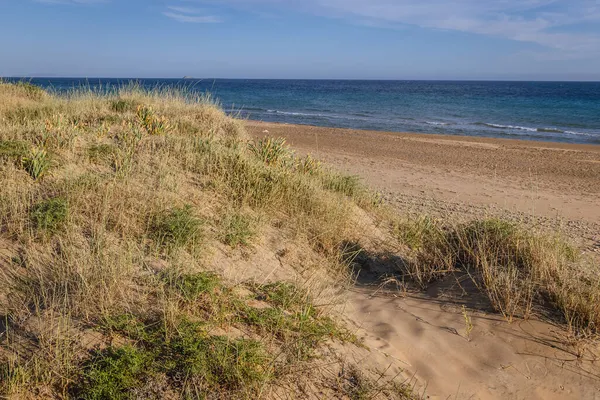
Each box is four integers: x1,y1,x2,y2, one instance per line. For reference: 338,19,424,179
0,81,598,399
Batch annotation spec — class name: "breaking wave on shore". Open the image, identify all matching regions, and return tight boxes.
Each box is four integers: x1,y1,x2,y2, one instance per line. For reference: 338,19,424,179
476,122,592,137
258,108,597,140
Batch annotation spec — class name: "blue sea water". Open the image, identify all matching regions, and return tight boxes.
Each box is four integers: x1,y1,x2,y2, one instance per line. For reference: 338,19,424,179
6,78,600,145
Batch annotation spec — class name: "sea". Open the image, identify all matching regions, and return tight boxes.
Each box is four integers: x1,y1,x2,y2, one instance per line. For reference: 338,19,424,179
6,78,600,145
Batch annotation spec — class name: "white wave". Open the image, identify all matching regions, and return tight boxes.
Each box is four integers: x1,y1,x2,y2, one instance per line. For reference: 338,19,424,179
425,121,451,126
483,123,595,137
484,123,537,132
266,109,380,122
267,109,327,117
564,130,594,137
537,127,564,133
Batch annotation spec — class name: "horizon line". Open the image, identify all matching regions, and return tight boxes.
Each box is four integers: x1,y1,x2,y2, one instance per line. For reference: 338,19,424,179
3,76,600,83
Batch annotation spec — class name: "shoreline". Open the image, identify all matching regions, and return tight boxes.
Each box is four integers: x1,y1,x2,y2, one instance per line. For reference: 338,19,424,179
246,120,600,150
246,120,600,250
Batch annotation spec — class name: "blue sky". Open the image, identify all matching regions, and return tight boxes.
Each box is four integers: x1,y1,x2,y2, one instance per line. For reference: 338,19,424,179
1,0,599,80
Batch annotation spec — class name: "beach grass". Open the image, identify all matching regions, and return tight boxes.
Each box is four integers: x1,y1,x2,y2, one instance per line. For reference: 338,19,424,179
392,216,599,332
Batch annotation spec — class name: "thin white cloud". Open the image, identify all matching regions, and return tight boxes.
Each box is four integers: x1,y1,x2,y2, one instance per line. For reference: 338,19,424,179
195,0,600,55
34,0,105,4
327,0,600,52
163,12,221,23
163,4,222,23
167,6,204,14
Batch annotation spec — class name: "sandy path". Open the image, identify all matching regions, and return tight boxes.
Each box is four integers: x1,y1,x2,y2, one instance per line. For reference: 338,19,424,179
346,288,600,400
247,121,600,399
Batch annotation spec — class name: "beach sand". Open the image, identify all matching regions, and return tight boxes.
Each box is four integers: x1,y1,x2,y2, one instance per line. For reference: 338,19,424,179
247,121,600,252
247,121,600,400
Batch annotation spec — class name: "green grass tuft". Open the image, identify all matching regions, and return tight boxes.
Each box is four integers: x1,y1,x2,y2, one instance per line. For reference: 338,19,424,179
253,282,306,310
249,137,292,166
136,105,171,135
392,216,452,288
109,98,139,113
163,271,222,302
150,205,204,252
30,197,69,233
394,216,598,331
220,211,256,247
5,105,53,125
170,324,272,392
74,345,152,400
296,154,321,175
22,147,52,180
322,173,362,198
0,140,30,161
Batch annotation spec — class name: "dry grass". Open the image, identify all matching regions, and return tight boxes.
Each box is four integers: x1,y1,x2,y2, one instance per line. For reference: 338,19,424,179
393,216,600,333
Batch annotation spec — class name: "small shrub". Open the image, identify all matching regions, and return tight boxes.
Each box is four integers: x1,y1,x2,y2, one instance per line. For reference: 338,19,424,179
74,345,152,400
136,105,171,135
240,304,348,361
22,147,51,180
239,285,353,361
220,211,256,247
249,137,292,166
171,326,271,392
110,98,139,113
30,197,68,232
95,318,272,395
150,205,203,251
89,277,357,396
101,314,159,344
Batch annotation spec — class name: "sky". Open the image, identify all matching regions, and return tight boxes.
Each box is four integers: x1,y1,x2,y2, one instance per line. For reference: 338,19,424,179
1,0,599,80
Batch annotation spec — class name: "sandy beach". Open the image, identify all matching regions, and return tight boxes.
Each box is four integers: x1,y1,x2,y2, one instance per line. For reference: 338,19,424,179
247,121,600,399
247,121,600,251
